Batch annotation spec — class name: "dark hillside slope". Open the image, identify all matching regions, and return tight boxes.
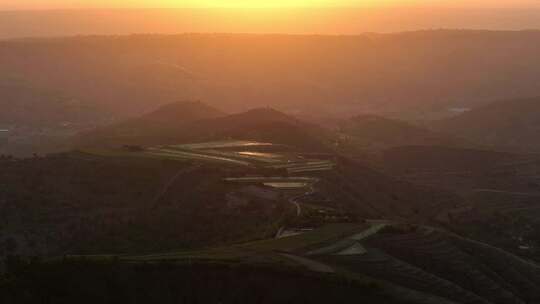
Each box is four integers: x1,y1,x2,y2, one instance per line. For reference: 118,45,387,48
378,145,540,195
340,114,466,151
311,157,461,221
0,154,291,256
0,151,459,259
361,226,540,303
435,97,540,151
382,146,517,173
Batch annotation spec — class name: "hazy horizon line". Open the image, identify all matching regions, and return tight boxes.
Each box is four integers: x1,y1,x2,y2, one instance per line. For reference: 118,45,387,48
4,7,540,12
4,28,540,41
4,8,540,38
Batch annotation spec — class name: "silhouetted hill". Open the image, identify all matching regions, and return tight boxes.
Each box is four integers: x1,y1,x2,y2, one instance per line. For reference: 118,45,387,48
193,108,332,151
78,101,225,147
134,100,225,125
79,105,332,151
435,97,540,151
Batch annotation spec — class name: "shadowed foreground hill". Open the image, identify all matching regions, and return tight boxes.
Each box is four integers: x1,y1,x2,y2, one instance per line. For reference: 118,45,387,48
0,259,408,304
0,152,458,258
435,97,540,152
3,222,540,304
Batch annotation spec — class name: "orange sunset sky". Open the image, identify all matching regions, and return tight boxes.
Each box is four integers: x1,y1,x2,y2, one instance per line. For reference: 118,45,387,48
3,1,540,38
3,1,540,10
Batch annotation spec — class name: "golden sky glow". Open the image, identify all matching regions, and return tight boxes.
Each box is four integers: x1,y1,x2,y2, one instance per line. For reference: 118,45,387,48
157,0,343,8
4,1,540,10
2,0,380,10
3,1,540,37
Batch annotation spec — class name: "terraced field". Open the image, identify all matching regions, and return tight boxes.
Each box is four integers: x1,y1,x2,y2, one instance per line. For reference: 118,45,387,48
173,141,274,150
225,176,318,189
146,148,252,166
436,189,540,266
269,160,335,173
325,250,489,304
365,227,539,303
82,140,336,173
121,223,368,262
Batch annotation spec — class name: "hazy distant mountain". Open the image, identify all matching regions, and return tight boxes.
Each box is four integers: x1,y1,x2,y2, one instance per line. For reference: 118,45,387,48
4,9,540,38
435,97,540,151
5,31,540,120
131,100,225,124
0,83,104,127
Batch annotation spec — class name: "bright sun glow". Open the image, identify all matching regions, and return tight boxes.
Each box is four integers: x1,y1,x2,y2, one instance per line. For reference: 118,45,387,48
170,0,339,8
101,0,385,9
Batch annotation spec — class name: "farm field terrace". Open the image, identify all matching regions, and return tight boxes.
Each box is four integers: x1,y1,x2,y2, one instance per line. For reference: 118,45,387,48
81,140,336,173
